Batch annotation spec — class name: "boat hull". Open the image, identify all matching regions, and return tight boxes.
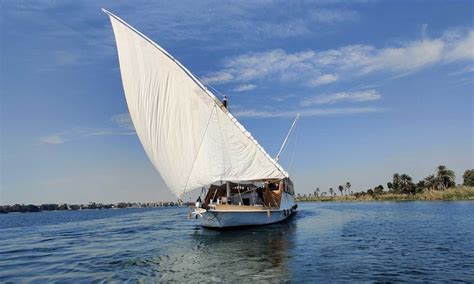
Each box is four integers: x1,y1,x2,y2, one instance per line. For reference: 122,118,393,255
200,208,296,228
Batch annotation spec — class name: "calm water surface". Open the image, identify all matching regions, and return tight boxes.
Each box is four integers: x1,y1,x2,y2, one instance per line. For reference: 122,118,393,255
1,202,473,282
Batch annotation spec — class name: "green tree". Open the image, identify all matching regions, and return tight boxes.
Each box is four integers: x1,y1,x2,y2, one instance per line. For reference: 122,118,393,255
436,165,456,190
345,182,351,195
314,187,320,197
463,169,474,186
424,174,437,190
338,185,344,196
329,188,334,197
391,173,402,193
374,185,384,195
400,174,415,194
416,180,426,194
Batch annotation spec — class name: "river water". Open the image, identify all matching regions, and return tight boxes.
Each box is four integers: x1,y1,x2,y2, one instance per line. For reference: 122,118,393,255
1,202,473,282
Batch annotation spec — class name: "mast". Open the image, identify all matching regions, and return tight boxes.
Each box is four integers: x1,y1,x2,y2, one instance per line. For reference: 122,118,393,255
275,114,300,163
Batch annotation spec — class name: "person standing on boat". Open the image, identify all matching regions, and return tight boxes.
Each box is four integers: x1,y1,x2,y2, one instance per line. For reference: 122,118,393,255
222,95,228,108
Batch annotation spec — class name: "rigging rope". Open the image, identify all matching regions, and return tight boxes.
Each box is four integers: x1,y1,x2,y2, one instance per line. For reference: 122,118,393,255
192,71,227,100
205,83,227,100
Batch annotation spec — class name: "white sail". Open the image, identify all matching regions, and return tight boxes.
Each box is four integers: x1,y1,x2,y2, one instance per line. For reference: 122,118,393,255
103,10,288,197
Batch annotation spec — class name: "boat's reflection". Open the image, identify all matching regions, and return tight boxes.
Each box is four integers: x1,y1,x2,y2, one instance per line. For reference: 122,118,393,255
189,218,297,281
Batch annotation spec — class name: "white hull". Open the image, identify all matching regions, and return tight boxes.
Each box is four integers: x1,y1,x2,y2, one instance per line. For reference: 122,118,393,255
200,208,296,228
198,191,297,228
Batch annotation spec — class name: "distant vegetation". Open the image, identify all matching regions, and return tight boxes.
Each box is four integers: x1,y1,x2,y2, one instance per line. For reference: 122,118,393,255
297,166,474,202
0,201,183,214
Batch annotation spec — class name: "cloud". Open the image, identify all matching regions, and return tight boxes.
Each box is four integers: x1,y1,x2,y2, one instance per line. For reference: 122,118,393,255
202,29,474,87
443,30,474,61
2,2,361,73
39,113,136,145
448,65,474,76
309,74,338,86
38,128,135,145
203,49,316,85
120,2,360,44
362,39,444,73
39,134,65,145
301,89,381,106
201,72,233,84
3,2,116,72
232,84,257,92
235,107,380,118
111,113,135,131
310,8,358,23
272,94,296,102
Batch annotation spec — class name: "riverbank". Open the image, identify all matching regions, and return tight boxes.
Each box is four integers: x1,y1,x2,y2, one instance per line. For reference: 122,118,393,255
296,186,474,202
0,201,187,214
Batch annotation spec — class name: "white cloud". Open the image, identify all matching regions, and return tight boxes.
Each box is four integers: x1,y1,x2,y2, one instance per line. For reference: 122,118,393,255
203,29,474,87
39,134,65,144
444,30,474,61
449,65,474,76
310,74,338,86
204,49,316,85
234,107,380,118
201,72,233,84
310,8,358,24
111,113,135,131
122,2,360,43
301,90,381,106
3,3,115,71
272,94,296,102
232,84,257,92
363,39,444,73
39,113,137,145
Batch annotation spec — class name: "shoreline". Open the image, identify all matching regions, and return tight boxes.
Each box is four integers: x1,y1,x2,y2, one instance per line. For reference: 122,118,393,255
296,186,474,202
0,201,190,214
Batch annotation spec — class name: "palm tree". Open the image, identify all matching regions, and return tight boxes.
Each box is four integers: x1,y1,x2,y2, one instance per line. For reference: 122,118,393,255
315,187,320,197
400,174,414,194
329,188,334,197
463,169,474,186
338,185,344,196
392,173,401,193
345,182,351,195
436,165,456,190
424,174,437,190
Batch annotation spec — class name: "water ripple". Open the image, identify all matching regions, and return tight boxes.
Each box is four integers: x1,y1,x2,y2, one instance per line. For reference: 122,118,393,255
0,203,473,282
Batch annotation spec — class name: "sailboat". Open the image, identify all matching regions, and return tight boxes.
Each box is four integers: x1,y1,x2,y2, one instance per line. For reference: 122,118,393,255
103,9,298,228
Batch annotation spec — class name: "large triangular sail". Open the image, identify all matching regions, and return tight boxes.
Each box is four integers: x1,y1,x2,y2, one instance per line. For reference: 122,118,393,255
103,9,288,197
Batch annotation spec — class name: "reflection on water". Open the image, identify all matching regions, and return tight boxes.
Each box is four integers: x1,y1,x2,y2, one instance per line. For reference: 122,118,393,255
1,202,473,282
150,218,297,282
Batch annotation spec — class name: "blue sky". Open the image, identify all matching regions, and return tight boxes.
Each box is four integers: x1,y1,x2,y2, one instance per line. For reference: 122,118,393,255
1,0,473,204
